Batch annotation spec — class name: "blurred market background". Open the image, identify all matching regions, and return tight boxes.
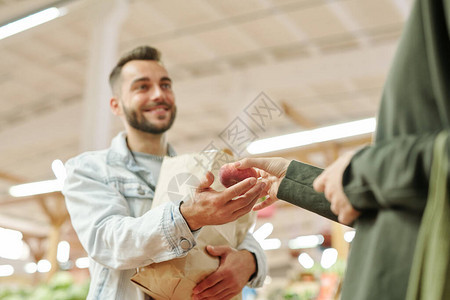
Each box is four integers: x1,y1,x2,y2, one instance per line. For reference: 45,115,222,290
0,0,414,299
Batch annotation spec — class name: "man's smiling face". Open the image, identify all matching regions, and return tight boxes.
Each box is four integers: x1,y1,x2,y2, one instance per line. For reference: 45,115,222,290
118,59,176,134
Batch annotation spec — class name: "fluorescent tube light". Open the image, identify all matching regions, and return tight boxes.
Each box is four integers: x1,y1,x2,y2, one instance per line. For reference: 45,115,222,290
247,117,376,154
344,230,356,243
320,248,338,269
52,159,67,183
0,7,64,41
37,259,51,273
260,238,281,250
298,253,314,269
253,222,274,242
57,241,70,263
289,234,325,249
0,227,25,260
9,179,61,197
9,159,66,197
24,262,37,274
253,223,279,250
75,257,89,269
0,265,14,277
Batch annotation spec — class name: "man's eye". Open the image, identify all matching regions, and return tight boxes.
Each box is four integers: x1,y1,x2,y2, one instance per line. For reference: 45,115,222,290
137,84,148,90
161,83,172,90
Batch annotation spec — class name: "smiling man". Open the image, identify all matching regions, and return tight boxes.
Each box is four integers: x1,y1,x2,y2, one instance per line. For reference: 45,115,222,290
62,46,267,300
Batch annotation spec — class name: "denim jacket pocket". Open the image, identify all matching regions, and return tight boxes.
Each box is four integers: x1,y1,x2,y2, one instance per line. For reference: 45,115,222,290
119,181,154,217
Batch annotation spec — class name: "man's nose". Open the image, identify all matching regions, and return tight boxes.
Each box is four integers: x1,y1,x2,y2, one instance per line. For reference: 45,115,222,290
150,85,164,100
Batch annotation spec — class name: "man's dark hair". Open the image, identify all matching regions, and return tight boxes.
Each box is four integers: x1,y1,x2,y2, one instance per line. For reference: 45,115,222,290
109,46,162,93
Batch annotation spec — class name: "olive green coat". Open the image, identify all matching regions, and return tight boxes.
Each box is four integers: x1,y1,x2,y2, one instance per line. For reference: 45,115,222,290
277,1,450,299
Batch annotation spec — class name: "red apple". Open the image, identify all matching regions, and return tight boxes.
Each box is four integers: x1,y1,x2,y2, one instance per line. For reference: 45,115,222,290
219,163,258,188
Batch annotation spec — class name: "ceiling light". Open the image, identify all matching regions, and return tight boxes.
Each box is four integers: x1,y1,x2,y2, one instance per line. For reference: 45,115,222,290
0,265,14,277
52,159,67,183
0,227,22,240
57,241,70,263
247,117,376,154
37,259,52,273
344,230,356,243
9,159,65,197
0,227,25,260
289,234,324,249
260,238,281,250
0,7,65,41
9,179,61,197
298,253,314,269
320,248,338,269
24,262,37,274
75,257,89,269
252,222,274,242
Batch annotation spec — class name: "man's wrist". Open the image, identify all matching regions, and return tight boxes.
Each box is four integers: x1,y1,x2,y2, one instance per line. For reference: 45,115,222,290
179,201,202,231
240,250,257,282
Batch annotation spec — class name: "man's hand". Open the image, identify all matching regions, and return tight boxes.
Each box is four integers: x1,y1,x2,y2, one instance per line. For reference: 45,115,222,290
313,151,361,225
192,245,256,300
235,157,291,211
180,172,266,230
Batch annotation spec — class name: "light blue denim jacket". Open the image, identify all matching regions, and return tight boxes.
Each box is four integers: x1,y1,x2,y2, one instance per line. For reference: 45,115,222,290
62,132,267,300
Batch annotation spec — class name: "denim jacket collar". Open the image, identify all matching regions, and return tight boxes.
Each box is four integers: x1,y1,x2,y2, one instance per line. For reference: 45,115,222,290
106,132,176,173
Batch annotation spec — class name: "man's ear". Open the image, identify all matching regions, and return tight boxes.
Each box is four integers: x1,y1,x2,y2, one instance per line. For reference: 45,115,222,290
110,97,122,116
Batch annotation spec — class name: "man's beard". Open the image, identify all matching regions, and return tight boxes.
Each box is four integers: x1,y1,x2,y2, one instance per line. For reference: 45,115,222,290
123,103,176,134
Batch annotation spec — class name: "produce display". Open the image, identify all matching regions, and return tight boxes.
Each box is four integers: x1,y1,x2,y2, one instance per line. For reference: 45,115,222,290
0,272,89,300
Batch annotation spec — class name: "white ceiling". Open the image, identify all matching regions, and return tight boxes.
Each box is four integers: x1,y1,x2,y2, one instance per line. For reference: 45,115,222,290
0,0,414,273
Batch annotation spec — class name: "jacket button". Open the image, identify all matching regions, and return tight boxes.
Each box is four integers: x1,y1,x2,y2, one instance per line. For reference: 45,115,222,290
137,187,145,195
179,238,191,250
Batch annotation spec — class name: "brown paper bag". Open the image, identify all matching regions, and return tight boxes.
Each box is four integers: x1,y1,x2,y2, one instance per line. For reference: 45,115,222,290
131,150,256,300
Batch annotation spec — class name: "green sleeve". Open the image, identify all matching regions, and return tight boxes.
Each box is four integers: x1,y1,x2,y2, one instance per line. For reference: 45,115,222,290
343,132,450,212
277,161,338,222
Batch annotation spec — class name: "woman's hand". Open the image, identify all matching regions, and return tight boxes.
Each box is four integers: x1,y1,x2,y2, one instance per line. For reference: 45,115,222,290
235,157,291,210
